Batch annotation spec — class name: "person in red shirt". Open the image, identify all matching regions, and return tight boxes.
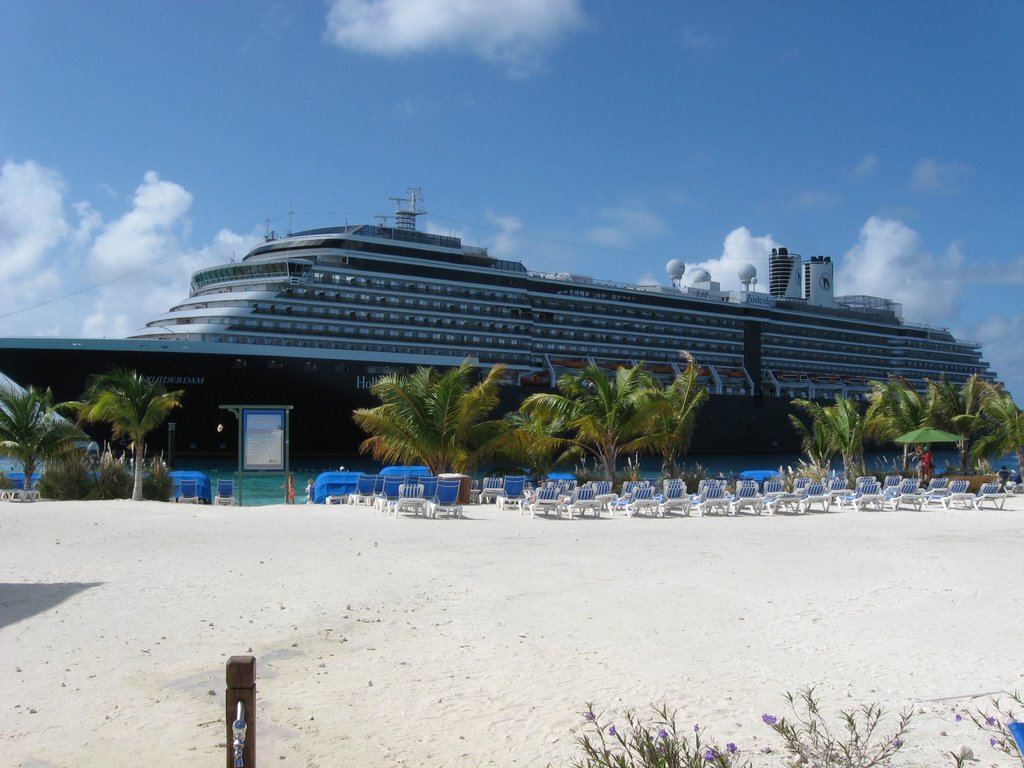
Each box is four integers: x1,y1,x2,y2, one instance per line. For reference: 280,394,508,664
921,447,934,483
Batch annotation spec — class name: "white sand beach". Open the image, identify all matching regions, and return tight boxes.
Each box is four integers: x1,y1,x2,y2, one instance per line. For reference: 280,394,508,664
2,496,1022,767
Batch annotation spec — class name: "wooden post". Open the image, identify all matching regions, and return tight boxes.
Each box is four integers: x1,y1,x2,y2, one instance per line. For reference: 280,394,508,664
226,655,256,768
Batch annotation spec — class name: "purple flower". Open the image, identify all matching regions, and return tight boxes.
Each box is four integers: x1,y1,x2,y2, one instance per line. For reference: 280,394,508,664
694,723,700,732
991,737,999,747
726,742,737,754
762,714,778,725
892,739,904,748
986,716,998,726
704,748,717,761
584,711,595,721
955,713,963,722
608,725,617,737
658,728,669,740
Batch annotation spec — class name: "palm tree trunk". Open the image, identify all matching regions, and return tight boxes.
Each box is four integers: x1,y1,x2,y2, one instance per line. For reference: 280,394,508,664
132,441,145,501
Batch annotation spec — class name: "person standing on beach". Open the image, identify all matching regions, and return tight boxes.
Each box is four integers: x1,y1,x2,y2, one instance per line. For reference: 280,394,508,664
282,473,295,504
921,446,934,483
305,478,314,503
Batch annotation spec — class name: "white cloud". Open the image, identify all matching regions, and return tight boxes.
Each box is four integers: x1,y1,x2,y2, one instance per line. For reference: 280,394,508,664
852,153,879,179
482,211,524,260
0,162,260,339
0,160,68,289
909,158,970,195
835,216,962,323
684,226,781,291
973,314,1024,402
88,171,193,276
323,0,585,75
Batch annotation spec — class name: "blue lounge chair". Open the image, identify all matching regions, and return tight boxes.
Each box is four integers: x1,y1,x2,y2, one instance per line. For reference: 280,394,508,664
429,478,463,519
177,478,199,504
373,475,404,512
1009,721,1024,756
495,475,527,511
214,478,236,505
348,474,378,505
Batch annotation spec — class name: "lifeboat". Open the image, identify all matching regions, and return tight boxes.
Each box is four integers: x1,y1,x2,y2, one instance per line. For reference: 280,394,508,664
646,363,675,375
521,373,550,387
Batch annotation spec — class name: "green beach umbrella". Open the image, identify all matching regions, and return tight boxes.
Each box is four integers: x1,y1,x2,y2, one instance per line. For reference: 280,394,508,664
894,427,962,444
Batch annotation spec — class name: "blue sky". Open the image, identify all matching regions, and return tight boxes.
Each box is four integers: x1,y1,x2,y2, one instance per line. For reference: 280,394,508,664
2,1,1022,397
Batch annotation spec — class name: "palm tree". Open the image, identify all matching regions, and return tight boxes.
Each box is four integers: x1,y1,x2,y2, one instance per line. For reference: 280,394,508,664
927,374,991,471
635,354,709,477
77,368,184,501
521,362,656,482
792,396,874,485
866,378,929,471
351,360,507,475
490,408,571,485
788,410,835,478
0,384,83,490
971,387,1024,470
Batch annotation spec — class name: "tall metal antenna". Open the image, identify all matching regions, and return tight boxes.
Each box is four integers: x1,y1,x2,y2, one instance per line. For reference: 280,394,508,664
390,188,425,231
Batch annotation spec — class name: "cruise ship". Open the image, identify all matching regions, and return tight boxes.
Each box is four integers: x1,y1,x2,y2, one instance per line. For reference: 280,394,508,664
0,190,996,458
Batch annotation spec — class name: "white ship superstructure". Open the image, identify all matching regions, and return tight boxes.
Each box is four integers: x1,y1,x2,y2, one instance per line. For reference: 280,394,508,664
133,192,994,400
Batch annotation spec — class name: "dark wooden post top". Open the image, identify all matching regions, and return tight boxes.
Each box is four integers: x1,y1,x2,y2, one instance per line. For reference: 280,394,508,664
226,655,256,768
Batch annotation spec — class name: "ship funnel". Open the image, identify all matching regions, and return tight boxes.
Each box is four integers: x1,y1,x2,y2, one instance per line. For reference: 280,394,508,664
768,247,802,298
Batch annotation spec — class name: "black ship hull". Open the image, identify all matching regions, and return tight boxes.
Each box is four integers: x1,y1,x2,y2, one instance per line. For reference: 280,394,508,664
0,340,803,460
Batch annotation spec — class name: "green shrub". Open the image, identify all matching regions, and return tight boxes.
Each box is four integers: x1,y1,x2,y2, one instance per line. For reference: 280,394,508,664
0,471,10,490
91,446,132,499
142,455,173,501
37,452,93,500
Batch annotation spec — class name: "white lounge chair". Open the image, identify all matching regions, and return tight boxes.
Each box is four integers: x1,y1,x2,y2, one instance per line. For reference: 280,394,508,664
391,482,427,517
823,477,850,505
529,485,565,518
834,478,884,511
691,481,728,516
590,480,617,514
798,482,832,514
479,476,505,504
729,480,764,515
884,478,923,510
565,486,600,518
973,482,1007,510
933,479,973,509
617,485,659,517
658,479,691,516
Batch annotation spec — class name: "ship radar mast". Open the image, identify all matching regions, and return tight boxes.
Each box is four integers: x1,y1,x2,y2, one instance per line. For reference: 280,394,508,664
377,188,426,232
